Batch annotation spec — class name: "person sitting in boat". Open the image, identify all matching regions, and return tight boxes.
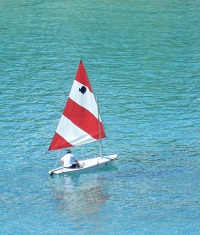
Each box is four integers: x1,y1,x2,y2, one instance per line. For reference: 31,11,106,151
60,150,80,168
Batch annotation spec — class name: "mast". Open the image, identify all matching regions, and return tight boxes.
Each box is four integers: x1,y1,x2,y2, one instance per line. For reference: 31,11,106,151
96,95,102,158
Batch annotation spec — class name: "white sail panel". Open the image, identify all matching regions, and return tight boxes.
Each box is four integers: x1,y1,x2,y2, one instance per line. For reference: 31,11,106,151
56,114,97,146
69,80,101,120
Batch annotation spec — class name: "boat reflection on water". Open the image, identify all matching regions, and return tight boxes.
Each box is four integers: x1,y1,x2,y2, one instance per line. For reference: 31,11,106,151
51,174,109,217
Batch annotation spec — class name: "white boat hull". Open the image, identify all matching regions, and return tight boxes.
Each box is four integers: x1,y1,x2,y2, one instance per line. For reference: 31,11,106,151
49,154,117,175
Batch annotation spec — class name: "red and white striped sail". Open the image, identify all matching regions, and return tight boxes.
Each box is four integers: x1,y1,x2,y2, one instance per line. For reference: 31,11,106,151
49,60,106,151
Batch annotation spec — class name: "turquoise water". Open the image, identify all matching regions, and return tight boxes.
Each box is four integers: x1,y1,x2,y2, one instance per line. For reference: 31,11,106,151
1,0,200,234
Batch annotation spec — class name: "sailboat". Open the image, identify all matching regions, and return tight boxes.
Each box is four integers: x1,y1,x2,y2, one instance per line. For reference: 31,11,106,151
48,60,117,175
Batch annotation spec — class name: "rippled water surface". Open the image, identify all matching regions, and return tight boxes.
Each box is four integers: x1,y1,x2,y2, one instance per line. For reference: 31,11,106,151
1,0,200,234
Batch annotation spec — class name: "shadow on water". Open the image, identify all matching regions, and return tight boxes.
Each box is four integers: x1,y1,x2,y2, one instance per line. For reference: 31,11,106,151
18,1,43,7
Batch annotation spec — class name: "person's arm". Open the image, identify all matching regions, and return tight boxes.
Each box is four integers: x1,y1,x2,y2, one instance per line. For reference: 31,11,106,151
60,157,64,165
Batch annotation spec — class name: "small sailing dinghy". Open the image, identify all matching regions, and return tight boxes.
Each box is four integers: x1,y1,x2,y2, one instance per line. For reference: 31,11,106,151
48,60,117,175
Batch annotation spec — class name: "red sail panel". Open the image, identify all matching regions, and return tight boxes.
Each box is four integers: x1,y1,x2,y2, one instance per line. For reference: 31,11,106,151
75,60,93,93
49,133,73,151
63,98,106,140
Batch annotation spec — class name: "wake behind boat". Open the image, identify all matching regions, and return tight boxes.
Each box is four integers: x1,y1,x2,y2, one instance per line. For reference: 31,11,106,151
48,60,117,175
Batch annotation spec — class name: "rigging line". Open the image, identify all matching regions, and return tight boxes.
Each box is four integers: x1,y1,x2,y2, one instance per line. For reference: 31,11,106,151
53,151,61,170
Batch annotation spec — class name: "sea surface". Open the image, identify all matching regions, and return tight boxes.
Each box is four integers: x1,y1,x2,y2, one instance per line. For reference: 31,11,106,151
1,0,200,234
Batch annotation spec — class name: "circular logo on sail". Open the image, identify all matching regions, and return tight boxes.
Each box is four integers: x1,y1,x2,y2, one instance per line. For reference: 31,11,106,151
79,86,87,94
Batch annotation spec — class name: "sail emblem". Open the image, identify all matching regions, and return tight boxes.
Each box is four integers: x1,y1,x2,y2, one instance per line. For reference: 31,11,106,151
79,86,87,94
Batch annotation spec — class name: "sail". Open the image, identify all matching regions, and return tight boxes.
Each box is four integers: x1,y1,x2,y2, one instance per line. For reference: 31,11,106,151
49,60,106,151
